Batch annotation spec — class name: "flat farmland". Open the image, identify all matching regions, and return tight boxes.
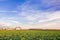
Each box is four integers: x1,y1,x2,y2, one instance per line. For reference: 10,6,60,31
0,30,60,40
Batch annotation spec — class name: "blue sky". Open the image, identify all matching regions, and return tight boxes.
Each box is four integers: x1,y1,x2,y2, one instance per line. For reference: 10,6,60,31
0,0,60,29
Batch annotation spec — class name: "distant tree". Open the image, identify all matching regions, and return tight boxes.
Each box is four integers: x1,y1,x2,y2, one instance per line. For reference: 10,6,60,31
14,27,21,30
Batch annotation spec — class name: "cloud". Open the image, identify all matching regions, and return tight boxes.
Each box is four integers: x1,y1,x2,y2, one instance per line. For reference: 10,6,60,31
0,0,60,29
47,11,60,20
17,0,60,29
0,11,17,13
41,0,60,11
18,2,60,24
0,19,23,28
18,0,60,11
32,18,60,29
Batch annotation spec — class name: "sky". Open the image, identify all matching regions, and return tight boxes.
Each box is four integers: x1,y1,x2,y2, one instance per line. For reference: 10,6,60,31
0,0,60,29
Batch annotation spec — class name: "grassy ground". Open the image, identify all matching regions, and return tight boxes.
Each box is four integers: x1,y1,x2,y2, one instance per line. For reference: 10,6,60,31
0,30,60,40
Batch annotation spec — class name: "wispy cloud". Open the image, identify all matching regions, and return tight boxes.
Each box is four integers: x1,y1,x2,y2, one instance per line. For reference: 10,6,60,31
17,0,60,29
0,19,23,28
41,0,60,11
0,11,17,13
17,0,60,24
0,0,60,29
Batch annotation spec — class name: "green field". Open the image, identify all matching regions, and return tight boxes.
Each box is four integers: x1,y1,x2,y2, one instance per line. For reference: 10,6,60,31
0,30,60,40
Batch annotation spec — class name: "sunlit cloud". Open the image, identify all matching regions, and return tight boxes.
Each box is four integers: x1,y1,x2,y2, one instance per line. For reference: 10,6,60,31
17,0,60,24
0,0,60,29
17,0,60,29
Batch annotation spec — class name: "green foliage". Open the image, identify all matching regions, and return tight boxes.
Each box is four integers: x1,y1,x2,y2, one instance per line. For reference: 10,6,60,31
0,30,59,40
